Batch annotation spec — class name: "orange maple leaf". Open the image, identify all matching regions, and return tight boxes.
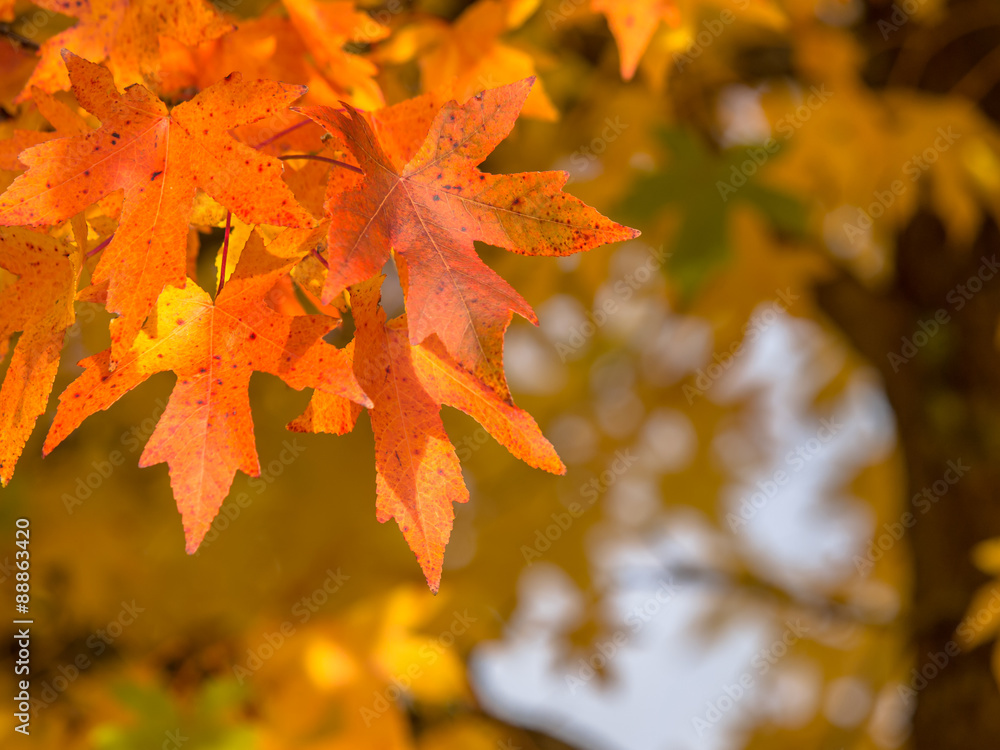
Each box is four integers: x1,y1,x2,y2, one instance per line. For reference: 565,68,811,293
0,53,314,366
297,79,638,398
158,11,382,110
289,277,564,591
20,0,233,98
0,227,79,485
0,87,89,171
283,0,389,110
378,0,558,121
593,0,680,80
43,229,370,552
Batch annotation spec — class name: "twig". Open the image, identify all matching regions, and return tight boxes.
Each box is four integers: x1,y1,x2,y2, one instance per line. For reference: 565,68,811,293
217,211,232,296
278,154,363,174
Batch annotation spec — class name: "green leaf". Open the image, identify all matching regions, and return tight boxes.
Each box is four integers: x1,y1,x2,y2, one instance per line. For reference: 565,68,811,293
620,127,807,301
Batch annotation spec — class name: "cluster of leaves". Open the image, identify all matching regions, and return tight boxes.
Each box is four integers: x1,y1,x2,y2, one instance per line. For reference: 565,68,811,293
0,1,640,591
9,0,1000,745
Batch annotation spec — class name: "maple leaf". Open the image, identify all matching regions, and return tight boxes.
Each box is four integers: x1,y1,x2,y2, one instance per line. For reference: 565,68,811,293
158,21,333,109
297,78,638,398
620,127,806,299
378,0,557,121
0,87,90,171
283,0,389,109
0,0,13,21
20,0,233,98
0,53,314,366
289,278,564,591
593,0,679,80
158,7,386,110
0,227,79,485
43,229,370,552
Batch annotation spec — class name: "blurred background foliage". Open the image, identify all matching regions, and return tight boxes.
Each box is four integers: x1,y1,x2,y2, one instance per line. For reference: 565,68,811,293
3,0,1000,747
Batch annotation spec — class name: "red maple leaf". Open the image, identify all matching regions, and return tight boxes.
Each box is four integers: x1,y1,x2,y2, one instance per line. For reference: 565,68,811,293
297,79,639,398
290,277,564,592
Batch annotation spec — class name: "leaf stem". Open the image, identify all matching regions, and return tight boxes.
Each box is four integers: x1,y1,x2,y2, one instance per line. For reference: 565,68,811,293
218,211,232,296
86,233,114,258
278,154,363,174
252,119,311,149
311,247,329,268
0,24,40,52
